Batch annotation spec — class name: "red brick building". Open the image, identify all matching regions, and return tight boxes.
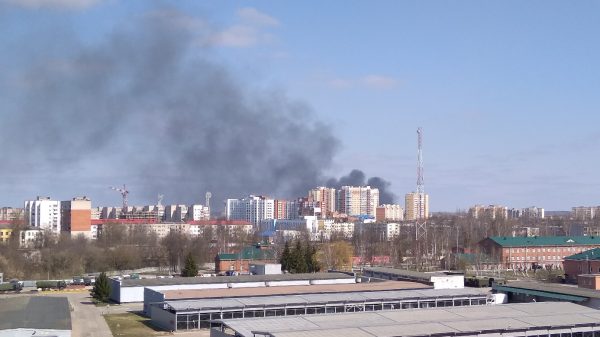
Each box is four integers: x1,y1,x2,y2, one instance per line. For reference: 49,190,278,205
215,243,277,274
479,236,600,270
563,248,600,282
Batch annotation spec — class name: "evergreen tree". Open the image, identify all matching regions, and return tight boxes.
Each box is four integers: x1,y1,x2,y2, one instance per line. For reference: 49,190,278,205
92,272,111,302
305,242,321,273
181,252,198,277
280,241,291,272
293,240,308,273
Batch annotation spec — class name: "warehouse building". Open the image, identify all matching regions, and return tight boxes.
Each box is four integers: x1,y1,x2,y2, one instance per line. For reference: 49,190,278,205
109,272,356,303
211,302,600,337
150,287,490,331
0,296,71,337
143,280,429,315
363,267,464,289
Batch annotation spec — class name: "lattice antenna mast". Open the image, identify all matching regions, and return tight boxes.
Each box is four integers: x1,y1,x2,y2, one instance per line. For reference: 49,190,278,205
417,128,424,195
415,128,427,241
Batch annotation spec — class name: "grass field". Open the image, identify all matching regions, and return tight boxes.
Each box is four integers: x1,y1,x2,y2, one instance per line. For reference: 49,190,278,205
104,313,161,337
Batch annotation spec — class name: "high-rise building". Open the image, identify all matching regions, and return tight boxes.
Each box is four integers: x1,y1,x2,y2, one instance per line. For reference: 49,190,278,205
405,192,429,221
375,204,404,222
24,197,61,234
273,200,299,220
226,196,275,227
307,187,337,218
0,207,24,221
572,206,600,220
337,186,379,217
61,196,92,238
468,205,507,219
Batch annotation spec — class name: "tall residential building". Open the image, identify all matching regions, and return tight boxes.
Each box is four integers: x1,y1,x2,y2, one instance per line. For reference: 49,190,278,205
572,207,600,220
308,187,337,218
273,200,299,220
405,192,429,221
376,204,404,222
226,195,275,227
337,186,379,217
24,197,61,234
468,205,507,219
61,196,92,238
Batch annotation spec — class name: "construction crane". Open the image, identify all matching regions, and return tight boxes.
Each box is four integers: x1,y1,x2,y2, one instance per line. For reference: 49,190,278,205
157,194,164,207
110,184,130,210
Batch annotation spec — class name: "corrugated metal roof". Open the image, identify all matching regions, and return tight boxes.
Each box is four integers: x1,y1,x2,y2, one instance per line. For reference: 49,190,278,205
120,272,354,287
165,288,488,312
487,236,600,247
220,302,599,337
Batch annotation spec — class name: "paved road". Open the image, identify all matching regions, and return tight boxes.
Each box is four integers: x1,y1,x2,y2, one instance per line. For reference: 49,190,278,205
54,291,114,337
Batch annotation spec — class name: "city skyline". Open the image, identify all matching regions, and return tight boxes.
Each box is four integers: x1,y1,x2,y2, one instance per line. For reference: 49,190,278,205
0,1,599,211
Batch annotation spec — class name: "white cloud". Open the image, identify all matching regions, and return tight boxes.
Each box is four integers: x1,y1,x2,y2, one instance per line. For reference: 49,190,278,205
210,24,274,48
2,0,102,9
362,75,398,88
237,7,279,26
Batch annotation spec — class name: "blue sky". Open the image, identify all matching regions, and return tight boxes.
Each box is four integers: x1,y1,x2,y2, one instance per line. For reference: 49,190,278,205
0,0,599,211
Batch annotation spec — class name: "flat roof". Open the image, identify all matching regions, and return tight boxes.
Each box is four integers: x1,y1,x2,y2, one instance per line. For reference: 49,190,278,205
219,302,600,337
0,296,71,331
494,281,600,300
165,288,488,312
363,267,459,281
121,272,354,287
162,281,428,300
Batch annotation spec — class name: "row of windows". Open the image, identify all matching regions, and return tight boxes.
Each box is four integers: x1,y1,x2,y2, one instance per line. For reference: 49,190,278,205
510,247,584,253
172,297,487,331
511,256,565,261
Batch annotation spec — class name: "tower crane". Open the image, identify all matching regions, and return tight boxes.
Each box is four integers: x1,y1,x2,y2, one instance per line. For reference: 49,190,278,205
110,184,130,210
205,191,212,215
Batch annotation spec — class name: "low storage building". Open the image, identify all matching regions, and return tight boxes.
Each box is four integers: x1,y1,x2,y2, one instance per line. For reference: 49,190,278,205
493,280,600,308
110,272,356,303
150,287,490,331
212,302,600,337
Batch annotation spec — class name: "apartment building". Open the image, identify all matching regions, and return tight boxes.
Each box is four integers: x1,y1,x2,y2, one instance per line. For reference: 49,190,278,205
24,197,61,234
572,206,600,220
60,196,92,238
405,192,429,221
375,204,404,222
0,207,23,221
468,204,507,219
337,186,379,217
187,204,210,221
226,196,275,227
307,187,337,218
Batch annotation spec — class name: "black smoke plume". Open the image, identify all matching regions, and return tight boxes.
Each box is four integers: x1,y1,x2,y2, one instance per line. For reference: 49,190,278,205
0,9,395,210
326,169,396,204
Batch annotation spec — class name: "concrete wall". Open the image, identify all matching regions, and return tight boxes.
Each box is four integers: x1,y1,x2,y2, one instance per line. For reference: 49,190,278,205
143,288,166,315
310,278,356,285
150,307,176,332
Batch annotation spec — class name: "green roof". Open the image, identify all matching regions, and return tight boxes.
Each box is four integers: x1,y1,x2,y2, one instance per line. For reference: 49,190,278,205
493,284,587,302
565,248,600,261
217,245,276,261
487,236,600,247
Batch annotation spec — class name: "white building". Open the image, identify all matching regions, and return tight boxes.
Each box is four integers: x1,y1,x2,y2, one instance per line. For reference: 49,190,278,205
19,228,45,248
337,186,379,217
187,204,210,221
376,204,404,222
226,196,275,227
24,197,61,234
